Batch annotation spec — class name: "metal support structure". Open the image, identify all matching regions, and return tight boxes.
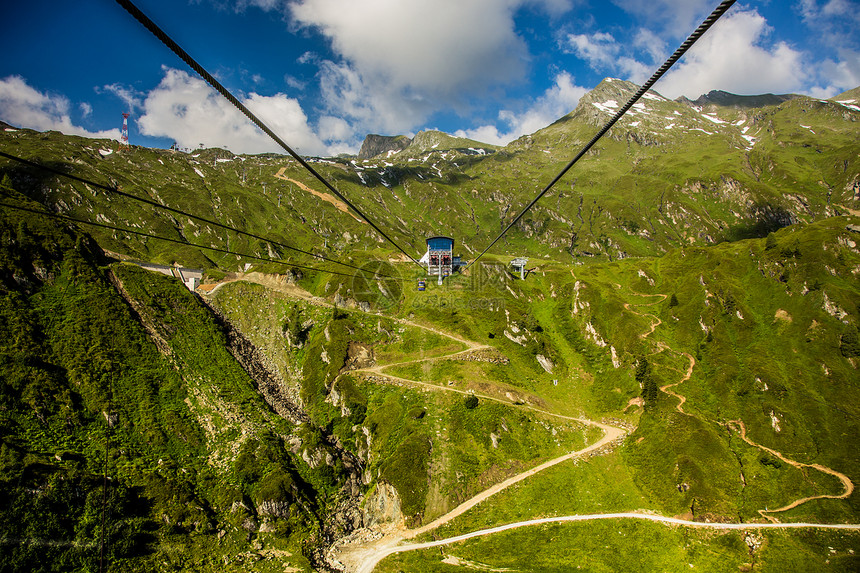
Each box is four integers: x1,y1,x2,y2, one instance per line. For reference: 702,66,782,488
511,257,529,280
120,112,130,149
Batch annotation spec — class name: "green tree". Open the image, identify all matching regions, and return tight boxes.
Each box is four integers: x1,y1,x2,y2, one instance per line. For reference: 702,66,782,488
765,232,777,250
636,358,659,409
841,327,860,358
722,293,736,316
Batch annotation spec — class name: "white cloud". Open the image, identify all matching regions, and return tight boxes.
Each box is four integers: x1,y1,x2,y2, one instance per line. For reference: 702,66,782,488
315,60,434,135
632,28,666,64
566,32,617,69
284,75,307,91
0,75,120,140
290,0,528,95
137,67,328,155
534,0,574,16
288,0,569,133
455,72,588,145
805,52,860,98
566,9,812,100
232,0,289,12
97,83,144,113
212,0,577,143
611,0,713,33
316,115,352,142
800,0,860,22
654,9,807,99
565,31,652,83
80,102,93,118
566,6,857,101
796,0,860,95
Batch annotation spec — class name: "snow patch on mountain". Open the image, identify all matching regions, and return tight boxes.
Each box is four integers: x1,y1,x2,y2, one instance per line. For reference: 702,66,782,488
700,113,727,125
641,92,667,102
836,100,860,112
592,100,619,114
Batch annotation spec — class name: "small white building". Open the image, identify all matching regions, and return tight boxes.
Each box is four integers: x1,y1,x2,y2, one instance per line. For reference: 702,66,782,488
137,263,203,292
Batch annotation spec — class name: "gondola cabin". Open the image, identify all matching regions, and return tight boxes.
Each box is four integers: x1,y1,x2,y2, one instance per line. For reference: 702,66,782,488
424,236,454,279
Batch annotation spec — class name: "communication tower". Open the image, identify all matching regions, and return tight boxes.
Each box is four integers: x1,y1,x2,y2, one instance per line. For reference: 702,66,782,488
120,113,130,149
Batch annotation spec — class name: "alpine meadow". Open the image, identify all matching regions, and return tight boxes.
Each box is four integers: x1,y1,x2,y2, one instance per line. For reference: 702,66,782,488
1,41,859,573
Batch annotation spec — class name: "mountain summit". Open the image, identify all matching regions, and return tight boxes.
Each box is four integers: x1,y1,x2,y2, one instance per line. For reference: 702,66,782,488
0,75,858,573
681,89,801,109
357,134,412,159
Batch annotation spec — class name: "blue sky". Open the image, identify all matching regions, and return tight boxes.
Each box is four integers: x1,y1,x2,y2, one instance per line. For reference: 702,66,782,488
1,0,857,156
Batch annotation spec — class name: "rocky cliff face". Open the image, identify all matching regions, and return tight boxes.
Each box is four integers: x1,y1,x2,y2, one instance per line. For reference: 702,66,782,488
686,90,800,109
357,134,412,159
362,482,402,527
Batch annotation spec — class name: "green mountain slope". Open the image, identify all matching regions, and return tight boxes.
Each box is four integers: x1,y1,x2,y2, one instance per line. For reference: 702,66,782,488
0,78,859,572
1,78,856,271
0,197,367,571
368,217,860,571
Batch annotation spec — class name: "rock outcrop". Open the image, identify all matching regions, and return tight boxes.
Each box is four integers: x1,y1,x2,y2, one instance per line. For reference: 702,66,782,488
362,482,402,527
357,134,411,159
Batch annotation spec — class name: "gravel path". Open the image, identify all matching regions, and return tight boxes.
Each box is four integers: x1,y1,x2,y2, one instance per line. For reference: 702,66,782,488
203,276,856,572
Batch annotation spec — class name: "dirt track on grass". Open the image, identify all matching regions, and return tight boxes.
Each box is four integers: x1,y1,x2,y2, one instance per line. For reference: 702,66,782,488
203,277,855,572
336,415,625,573
622,294,694,415
347,292,857,572
623,293,853,523
356,513,860,573
728,420,854,523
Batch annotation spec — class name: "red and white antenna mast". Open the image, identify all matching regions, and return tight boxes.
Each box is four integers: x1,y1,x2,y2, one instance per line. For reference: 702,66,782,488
120,112,130,149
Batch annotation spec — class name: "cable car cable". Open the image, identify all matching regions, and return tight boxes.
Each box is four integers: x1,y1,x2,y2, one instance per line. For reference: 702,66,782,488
0,200,363,278
465,0,737,271
0,150,390,277
114,0,422,268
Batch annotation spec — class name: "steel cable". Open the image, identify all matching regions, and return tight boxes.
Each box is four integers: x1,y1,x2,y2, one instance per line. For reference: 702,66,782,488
0,150,389,277
465,0,737,270
114,0,422,268
0,200,364,278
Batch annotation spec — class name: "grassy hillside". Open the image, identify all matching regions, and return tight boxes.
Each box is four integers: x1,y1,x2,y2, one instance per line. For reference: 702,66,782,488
0,79,858,572
1,79,856,274
0,191,362,571
365,217,859,571
208,279,594,526
195,216,858,571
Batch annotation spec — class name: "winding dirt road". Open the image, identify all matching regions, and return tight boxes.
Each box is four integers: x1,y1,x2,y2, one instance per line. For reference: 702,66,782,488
346,294,857,572
622,294,694,415
336,415,625,573
624,293,853,521
205,276,856,572
358,513,860,573
728,420,855,523
324,292,628,573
